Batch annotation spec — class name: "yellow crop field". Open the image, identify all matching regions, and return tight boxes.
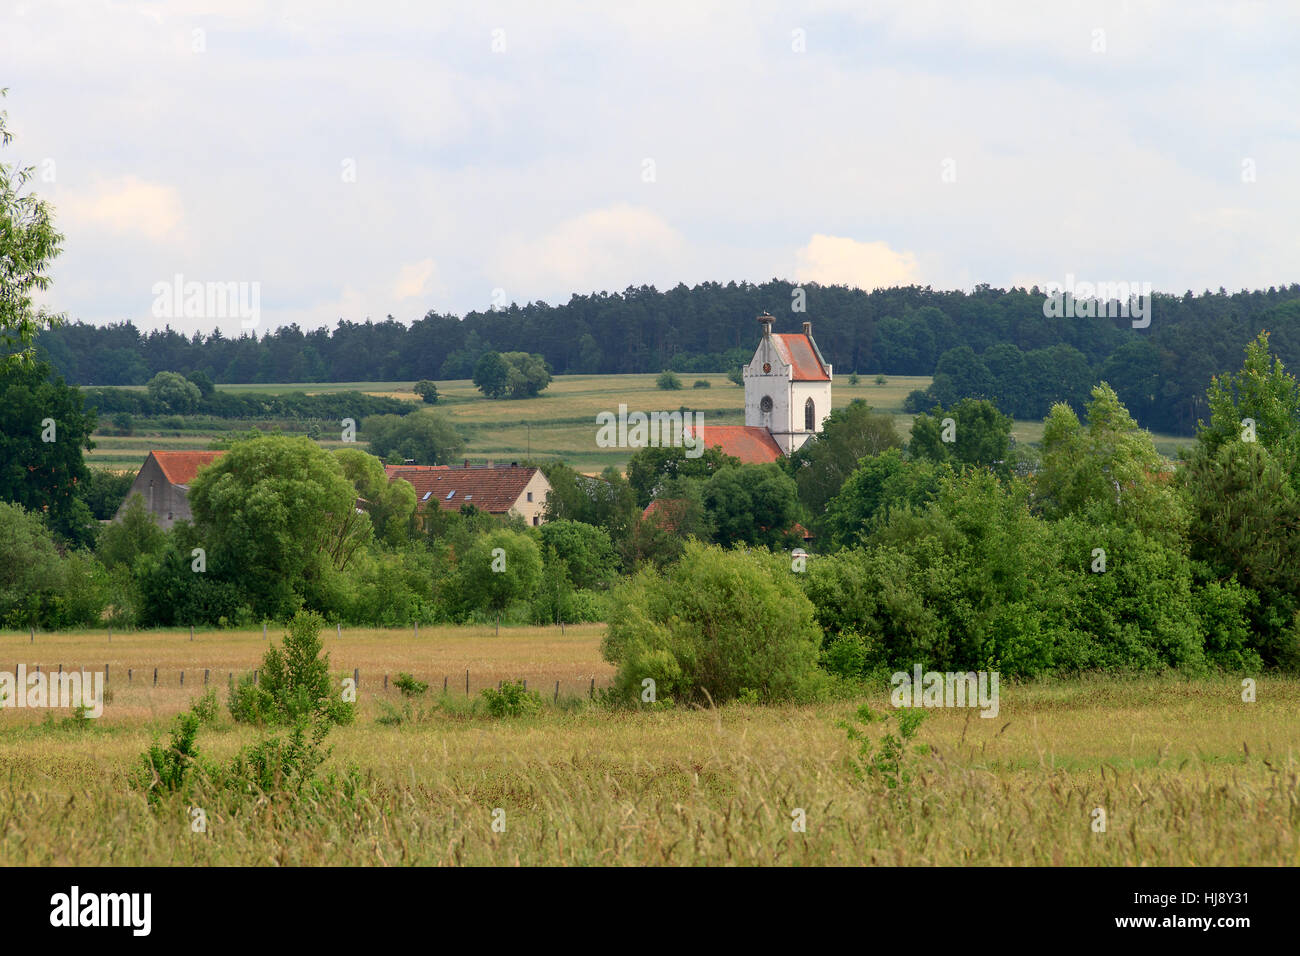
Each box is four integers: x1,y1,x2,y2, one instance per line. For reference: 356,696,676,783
0,626,1295,866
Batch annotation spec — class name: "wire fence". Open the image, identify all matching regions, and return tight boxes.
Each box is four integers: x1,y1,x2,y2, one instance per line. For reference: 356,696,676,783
4,662,612,701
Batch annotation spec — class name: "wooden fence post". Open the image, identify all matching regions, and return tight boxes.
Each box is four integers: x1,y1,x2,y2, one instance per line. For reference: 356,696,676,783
337,623,342,639
353,667,359,687
554,680,560,704
190,625,193,641
180,670,184,686
384,674,388,691
443,675,448,694
128,668,132,684
263,622,267,640
105,663,109,683
29,627,33,643
590,677,595,699
153,667,158,686
466,669,469,696
204,669,210,686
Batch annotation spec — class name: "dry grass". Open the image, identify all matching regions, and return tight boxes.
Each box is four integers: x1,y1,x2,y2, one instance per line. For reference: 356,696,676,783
0,628,1295,865
0,625,612,726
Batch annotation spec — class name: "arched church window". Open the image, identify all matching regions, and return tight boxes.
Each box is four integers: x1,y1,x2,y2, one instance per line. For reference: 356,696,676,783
805,398,815,430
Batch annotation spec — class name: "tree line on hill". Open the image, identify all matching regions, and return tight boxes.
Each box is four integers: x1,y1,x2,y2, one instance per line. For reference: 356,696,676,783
81,370,413,421
32,281,1300,435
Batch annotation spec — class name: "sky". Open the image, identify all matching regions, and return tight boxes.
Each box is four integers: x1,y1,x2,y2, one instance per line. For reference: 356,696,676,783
3,0,1298,338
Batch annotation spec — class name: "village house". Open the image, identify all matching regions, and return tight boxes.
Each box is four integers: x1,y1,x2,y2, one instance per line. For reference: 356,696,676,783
385,461,551,526
114,450,225,529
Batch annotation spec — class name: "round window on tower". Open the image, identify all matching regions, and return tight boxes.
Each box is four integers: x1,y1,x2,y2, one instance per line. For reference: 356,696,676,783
760,396,773,414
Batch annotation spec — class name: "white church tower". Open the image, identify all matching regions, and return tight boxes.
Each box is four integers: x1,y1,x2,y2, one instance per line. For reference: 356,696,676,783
743,314,832,455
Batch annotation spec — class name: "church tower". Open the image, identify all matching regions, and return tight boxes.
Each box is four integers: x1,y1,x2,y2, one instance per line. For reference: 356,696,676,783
743,314,832,455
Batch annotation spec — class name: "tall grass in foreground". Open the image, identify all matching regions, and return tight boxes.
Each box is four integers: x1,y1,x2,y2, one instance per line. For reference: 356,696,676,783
1,675,1297,865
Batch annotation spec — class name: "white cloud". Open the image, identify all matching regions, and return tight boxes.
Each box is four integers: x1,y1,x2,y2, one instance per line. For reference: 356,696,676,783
393,258,440,300
492,204,688,302
59,177,184,242
793,236,921,290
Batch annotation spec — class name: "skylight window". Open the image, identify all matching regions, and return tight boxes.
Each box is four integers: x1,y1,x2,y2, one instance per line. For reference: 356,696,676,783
446,491,455,500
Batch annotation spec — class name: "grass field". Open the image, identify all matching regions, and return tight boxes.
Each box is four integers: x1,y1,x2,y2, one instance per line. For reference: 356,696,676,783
87,373,1194,474
0,626,1296,865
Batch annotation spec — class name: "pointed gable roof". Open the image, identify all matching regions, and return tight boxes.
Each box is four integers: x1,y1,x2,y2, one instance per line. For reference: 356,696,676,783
150,451,224,486
771,333,830,382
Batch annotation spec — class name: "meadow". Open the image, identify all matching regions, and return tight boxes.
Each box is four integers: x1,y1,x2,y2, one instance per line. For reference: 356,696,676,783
87,373,1193,474
0,626,1295,866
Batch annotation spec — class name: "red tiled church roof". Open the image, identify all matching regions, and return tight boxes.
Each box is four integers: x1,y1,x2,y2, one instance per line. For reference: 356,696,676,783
151,451,224,486
771,333,830,382
385,463,536,514
686,424,783,464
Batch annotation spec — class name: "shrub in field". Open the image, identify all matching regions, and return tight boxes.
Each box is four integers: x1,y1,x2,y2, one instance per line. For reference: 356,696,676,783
656,370,683,390
692,379,710,389
228,611,354,727
480,680,542,717
190,688,221,725
603,542,826,705
134,711,202,804
219,721,332,797
840,705,927,791
394,673,428,698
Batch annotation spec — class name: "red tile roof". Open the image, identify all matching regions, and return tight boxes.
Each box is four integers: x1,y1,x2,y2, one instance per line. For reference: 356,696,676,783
385,463,538,513
772,333,830,381
640,498,684,531
686,424,783,464
151,451,224,486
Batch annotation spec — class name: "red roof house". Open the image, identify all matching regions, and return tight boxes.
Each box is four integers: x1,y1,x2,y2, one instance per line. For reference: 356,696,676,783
385,462,552,526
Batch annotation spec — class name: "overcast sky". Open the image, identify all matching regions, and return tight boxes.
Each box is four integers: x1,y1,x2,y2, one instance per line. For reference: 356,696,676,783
4,0,1297,337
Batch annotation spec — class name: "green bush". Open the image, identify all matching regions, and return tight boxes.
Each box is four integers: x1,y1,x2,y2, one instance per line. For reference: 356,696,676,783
228,611,355,727
134,711,202,804
603,542,826,705
840,705,927,791
219,721,331,797
394,673,428,698
190,688,221,725
480,680,542,717
692,379,711,389
656,370,683,390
